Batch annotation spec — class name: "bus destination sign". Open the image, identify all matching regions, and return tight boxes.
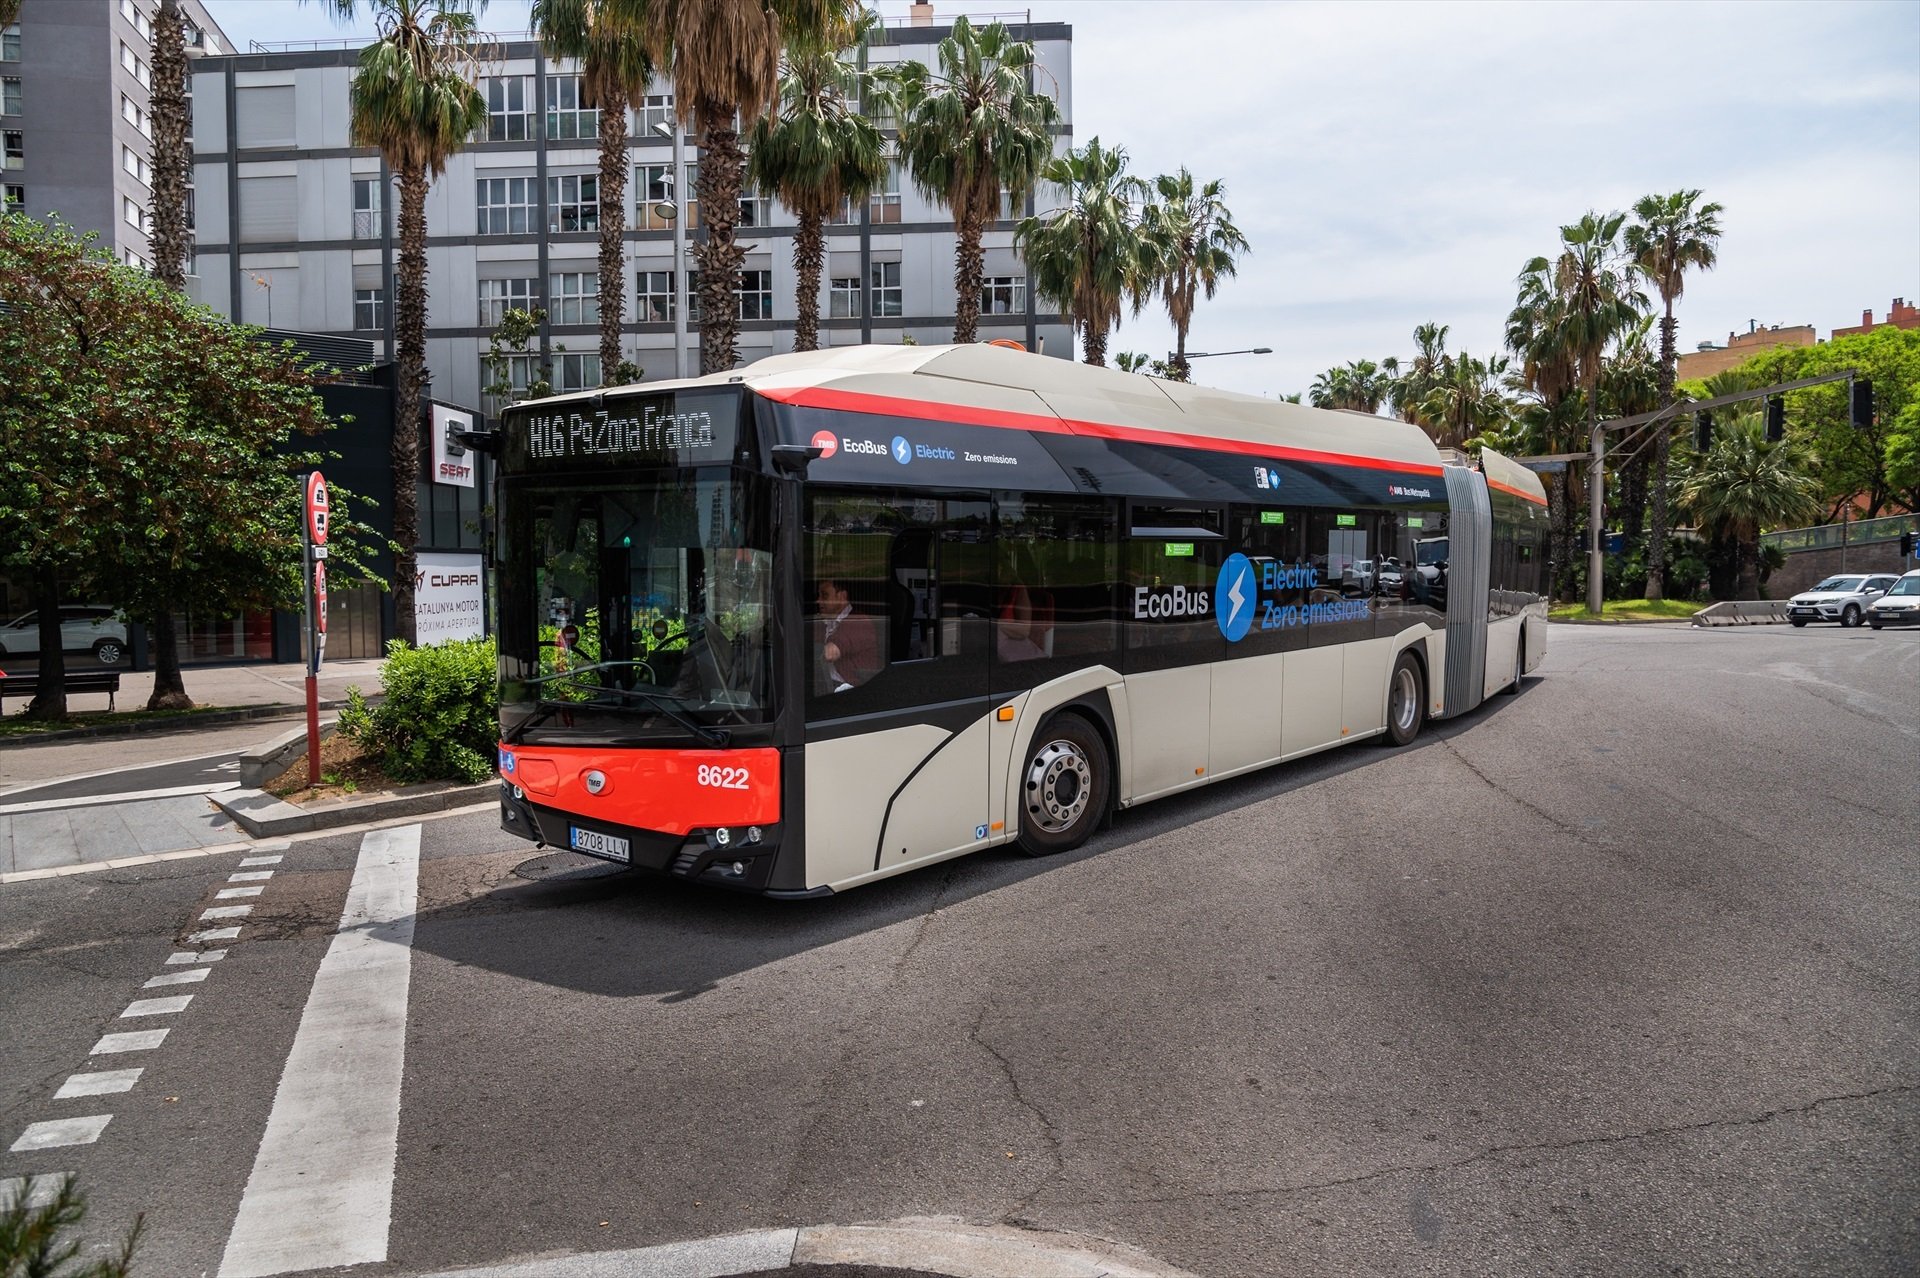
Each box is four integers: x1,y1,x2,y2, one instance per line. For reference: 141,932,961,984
512,390,738,469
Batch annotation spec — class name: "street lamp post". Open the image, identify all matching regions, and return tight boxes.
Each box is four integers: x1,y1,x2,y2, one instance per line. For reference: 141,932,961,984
652,120,688,379
1187,347,1273,359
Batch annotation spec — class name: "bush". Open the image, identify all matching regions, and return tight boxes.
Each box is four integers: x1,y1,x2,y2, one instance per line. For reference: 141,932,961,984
0,1174,141,1277
339,637,498,784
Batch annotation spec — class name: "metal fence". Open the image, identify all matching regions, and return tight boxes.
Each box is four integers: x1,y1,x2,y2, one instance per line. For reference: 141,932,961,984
1761,514,1916,552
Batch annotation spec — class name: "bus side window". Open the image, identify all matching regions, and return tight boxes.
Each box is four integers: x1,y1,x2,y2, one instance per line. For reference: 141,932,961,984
992,495,1119,693
1227,504,1307,656
1123,504,1225,675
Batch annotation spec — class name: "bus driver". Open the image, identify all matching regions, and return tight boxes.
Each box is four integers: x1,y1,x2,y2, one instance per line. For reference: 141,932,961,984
816,578,882,692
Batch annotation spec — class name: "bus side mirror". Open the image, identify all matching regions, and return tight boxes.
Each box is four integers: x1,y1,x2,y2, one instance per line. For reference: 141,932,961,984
771,444,825,476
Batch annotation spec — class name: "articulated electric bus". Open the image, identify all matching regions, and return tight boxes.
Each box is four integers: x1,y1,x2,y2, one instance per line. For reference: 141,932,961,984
491,344,1548,897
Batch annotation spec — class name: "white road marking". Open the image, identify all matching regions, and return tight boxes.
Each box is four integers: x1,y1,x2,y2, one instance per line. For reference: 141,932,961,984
54,1069,144,1099
228,870,275,883
121,995,193,1017
10,1116,112,1152
219,824,421,1278
91,1029,169,1054
168,948,228,964
145,968,211,988
239,856,283,867
216,886,265,899
0,783,241,816
201,905,253,920
250,840,293,852
191,927,242,943
0,1176,65,1210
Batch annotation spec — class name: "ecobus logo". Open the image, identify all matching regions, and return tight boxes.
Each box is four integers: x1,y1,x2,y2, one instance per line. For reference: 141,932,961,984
1215,553,1255,642
1132,583,1211,620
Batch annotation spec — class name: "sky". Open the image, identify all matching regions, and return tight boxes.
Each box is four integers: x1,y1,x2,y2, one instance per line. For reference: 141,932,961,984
203,0,1920,400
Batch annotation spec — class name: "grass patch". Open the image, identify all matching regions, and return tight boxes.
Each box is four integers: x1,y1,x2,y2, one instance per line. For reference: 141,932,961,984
0,704,231,738
1549,598,1703,623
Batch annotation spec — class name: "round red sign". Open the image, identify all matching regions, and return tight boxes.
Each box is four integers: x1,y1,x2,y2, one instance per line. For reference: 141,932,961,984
306,472,331,547
810,429,838,459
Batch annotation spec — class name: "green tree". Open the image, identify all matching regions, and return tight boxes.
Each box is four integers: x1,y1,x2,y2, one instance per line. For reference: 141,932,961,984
1599,315,1663,549
1389,322,1450,426
480,305,554,406
1679,421,1821,599
0,217,381,714
1017,137,1147,368
148,0,192,291
1625,189,1723,599
630,0,856,373
893,15,1058,345
1309,360,1393,414
326,0,488,644
1420,351,1511,451
746,17,886,352
1137,168,1248,382
532,0,655,382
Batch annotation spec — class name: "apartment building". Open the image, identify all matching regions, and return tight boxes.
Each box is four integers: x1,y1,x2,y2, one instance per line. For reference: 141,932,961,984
186,13,1076,412
4,0,231,269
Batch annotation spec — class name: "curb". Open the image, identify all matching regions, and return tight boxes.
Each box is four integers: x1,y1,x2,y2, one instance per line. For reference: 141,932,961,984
213,780,497,837
0,699,355,750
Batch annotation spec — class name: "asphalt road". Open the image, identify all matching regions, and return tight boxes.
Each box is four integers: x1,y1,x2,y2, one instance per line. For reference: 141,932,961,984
1,624,1915,1278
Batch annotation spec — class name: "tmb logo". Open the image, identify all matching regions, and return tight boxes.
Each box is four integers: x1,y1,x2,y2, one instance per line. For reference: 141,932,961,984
811,429,838,458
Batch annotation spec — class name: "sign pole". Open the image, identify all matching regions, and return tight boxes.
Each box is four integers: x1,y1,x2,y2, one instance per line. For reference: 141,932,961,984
302,472,331,788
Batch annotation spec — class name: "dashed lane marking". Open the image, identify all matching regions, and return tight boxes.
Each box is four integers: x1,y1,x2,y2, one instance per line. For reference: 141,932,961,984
120,995,194,1018
168,949,228,964
201,905,253,920
219,823,421,1278
10,1116,112,1152
53,1069,144,1099
239,856,283,867
90,1029,170,1054
191,927,242,943
228,871,275,882
145,967,211,988
215,886,265,899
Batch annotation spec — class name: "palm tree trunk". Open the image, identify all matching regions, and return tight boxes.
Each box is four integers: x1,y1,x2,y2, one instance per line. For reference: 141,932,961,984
148,0,190,291
1170,316,1190,383
392,162,429,646
792,211,825,352
146,607,192,710
1645,305,1678,600
23,566,67,721
1082,321,1107,367
951,202,985,344
693,99,745,375
596,86,629,379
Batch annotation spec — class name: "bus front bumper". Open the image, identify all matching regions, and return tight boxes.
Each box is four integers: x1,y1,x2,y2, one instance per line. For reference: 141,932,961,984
499,782,786,891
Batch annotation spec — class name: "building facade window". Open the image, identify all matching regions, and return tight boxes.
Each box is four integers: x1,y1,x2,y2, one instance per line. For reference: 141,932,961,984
476,176,536,235
353,288,385,331
3,130,21,169
738,269,773,320
351,177,382,239
1,76,20,117
636,162,675,230
119,42,150,88
829,276,861,319
184,184,194,230
869,160,902,224
481,75,534,142
545,74,597,140
120,0,152,42
870,260,902,318
832,193,857,225
122,144,151,186
739,189,771,228
687,269,701,325
638,93,675,137
121,94,148,134
635,269,674,322
122,247,147,269
556,352,601,392
483,353,539,415
981,276,1025,315
478,276,539,326
3,183,21,212
548,271,599,324
1,25,20,63
123,196,146,231
548,173,598,233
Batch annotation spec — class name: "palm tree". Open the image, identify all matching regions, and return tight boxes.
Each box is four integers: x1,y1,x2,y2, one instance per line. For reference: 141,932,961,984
1310,360,1393,414
0,2,17,27
1389,322,1449,425
1626,189,1723,600
1137,168,1247,382
1420,351,1510,451
328,0,488,643
1599,315,1663,549
532,0,654,383
1679,424,1820,599
1506,257,1582,598
630,0,855,374
1016,137,1146,367
892,15,1057,345
147,0,191,294
746,19,885,352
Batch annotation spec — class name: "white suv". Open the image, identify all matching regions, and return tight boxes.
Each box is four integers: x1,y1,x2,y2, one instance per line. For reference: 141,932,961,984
1868,570,1920,629
1785,574,1898,628
0,606,130,665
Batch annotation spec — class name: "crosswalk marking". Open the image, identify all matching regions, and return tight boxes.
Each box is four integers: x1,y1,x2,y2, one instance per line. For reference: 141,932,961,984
91,1029,169,1054
10,1116,112,1152
54,1069,144,1099
145,967,211,988
121,995,193,1017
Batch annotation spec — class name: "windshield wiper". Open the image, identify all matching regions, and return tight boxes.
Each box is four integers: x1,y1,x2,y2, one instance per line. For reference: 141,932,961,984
586,683,732,747
506,679,731,748
504,694,651,744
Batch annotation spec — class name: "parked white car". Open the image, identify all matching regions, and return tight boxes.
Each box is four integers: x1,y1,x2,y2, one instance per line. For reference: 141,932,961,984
1867,570,1920,630
1785,574,1898,628
0,606,129,665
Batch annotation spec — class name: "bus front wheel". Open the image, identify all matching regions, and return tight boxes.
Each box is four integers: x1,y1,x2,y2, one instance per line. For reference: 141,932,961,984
1380,651,1426,747
1016,713,1110,857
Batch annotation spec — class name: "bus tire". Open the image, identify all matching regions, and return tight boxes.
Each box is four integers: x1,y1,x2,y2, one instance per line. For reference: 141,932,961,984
1380,650,1426,747
1016,713,1110,857
1505,630,1525,696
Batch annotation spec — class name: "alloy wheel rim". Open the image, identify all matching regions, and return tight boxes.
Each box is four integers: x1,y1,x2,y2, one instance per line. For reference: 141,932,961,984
1026,738,1092,834
1392,667,1418,733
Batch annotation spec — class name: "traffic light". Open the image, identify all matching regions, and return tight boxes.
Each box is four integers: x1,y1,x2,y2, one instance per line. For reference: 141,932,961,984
1903,530,1917,560
1694,410,1714,452
1765,396,1785,442
1851,379,1874,428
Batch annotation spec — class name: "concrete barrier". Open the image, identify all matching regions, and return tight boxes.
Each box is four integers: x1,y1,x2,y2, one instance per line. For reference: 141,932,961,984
237,721,335,788
1692,601,1791,627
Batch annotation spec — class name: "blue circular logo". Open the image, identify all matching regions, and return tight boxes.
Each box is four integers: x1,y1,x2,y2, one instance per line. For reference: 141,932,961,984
1215,553,1255,643
891,435,913,464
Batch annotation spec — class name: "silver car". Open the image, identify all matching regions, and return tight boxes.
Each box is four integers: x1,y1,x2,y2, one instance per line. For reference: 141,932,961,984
1785,574,1898,628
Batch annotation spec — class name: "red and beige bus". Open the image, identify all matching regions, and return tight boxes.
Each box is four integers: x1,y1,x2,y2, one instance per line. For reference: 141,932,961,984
492,344,1548,897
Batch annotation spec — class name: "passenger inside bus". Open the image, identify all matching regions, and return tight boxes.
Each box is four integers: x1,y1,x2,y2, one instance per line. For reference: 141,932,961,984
816,577,882,692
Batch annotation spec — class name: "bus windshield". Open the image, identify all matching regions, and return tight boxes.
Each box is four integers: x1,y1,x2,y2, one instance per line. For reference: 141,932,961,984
499,470,775,742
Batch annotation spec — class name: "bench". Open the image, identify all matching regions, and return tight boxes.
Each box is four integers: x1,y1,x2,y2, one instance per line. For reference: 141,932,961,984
0,670,122,712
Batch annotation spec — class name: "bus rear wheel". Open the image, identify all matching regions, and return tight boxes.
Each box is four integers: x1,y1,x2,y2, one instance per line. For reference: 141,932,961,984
1380,651,1426,747
1016,713,1110,857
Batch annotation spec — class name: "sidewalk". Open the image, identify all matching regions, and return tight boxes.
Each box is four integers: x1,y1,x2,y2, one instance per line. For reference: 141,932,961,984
0,658,387,791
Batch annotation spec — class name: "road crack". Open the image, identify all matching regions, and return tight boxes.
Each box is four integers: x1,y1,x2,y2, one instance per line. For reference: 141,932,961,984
969,999,1067,1220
